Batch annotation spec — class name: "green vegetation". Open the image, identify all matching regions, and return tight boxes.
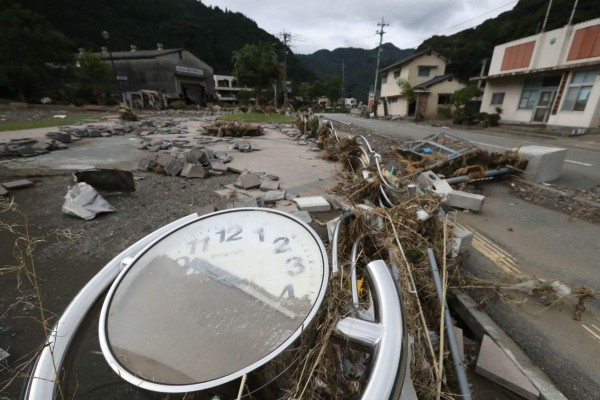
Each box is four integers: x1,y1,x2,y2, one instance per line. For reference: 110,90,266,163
233,42,281,106
397,79,415,104
450,85,483,125
0,116,97,132
297,44,414,103
217,113,295,123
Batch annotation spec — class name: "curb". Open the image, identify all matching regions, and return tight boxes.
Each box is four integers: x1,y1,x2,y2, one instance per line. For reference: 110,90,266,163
448,289,568,400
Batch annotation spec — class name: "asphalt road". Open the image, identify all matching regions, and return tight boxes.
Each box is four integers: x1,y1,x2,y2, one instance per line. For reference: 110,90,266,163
325,114,600,190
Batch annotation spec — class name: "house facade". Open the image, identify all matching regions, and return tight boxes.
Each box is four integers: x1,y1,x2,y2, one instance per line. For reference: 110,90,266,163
213,74,244,103
478,18,600,133
99,46,215,106
377,50,465,118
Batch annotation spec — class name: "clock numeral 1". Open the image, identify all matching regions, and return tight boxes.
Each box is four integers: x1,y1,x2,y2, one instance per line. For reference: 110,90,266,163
254,227,265,242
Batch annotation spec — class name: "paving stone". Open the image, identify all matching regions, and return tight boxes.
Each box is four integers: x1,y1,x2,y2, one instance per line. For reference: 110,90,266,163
274,200,299,213
0,347,9,363
15,146,38,157
155,152,175,167
186,165,206,179
184,148,204,164
1,179,34,189
260,179,280,191
476,335,539,400
210,160,228,173
293,196,331,212
264,190,286,203
165,159,185,176
214,151,232,163
236,140,252,152
229,197,259,208
292,211,312,224
137,158,157,172
234,172,262,190
0,185,8,196
180,163,194,177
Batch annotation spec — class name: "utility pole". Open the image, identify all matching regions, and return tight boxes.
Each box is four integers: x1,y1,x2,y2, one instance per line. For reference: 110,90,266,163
541,0,554,32
372,18,388,116
341,59,345,110
279,30,292,107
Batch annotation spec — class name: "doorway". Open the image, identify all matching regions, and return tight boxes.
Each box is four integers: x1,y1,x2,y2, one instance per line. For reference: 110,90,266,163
533,90,556,123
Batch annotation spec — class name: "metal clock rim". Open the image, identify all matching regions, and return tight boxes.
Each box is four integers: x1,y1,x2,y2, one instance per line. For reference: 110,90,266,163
98,207,330,393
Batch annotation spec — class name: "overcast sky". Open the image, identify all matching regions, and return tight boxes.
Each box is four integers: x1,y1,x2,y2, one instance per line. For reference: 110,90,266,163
201,0,518,54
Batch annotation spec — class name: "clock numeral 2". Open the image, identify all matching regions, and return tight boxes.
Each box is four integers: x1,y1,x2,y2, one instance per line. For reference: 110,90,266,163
273,237,291,254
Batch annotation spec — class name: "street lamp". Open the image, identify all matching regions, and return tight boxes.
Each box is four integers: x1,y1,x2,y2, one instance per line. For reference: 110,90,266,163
101,30,124,104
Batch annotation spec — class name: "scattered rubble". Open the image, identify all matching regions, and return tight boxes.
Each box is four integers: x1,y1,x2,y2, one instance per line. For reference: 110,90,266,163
62,182,116,220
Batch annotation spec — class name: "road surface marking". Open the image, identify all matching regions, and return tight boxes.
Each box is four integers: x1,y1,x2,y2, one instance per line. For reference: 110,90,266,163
455,223,522,277
565,160,593,167
582,325,600,344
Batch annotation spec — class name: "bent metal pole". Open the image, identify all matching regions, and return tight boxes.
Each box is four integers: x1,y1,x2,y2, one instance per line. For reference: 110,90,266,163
427,248,473,400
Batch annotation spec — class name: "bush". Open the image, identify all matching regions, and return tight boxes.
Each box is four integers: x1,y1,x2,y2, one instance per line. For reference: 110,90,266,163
169,100,187,110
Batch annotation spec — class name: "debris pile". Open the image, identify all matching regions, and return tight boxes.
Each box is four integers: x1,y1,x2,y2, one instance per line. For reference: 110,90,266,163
203,121,263,137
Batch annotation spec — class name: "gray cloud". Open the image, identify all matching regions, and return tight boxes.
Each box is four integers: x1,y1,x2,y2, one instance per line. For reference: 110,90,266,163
203,0,517,53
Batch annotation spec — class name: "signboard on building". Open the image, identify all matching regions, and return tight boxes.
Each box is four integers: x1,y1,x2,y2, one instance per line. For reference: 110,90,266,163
175,66,204,77
116,75,128,81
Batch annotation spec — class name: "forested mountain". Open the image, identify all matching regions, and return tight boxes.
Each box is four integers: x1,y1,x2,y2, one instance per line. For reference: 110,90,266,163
419,0,600,80
296,44,414,102
17,0,316,82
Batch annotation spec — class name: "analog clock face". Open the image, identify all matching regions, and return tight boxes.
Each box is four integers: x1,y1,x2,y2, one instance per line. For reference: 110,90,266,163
99,208,328,393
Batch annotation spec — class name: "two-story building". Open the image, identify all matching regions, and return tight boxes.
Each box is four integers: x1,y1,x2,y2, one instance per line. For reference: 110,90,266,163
377,50,465,118
98,45,214,106
478,18,600,134
213,74,244,103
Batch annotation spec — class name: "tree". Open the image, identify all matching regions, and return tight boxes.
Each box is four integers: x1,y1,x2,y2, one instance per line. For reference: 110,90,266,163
76,51,112,104
321,76,342,107
0,0,73,101
397,78,415,103
450,85,482,124
232,42,281,106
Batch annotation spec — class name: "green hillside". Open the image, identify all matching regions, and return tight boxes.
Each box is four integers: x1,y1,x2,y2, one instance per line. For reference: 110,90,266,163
297,43,414,102
17,0,316,82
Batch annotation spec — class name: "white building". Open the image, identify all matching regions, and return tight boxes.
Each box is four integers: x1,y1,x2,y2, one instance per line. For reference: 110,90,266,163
478,17,600,133
377,50,465,118
213,74,247,103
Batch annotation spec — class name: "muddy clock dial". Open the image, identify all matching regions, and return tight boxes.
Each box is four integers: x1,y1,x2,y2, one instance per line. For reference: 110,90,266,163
99,208,328,393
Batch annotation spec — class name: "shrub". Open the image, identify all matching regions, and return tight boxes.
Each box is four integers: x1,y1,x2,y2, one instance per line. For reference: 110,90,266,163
169,100,187,110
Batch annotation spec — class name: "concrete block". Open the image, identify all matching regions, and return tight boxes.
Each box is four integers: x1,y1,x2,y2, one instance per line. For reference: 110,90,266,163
417,171,452,194
155,152,175,167
517,145,566,183
165,159,184,176
293,196,331,212
292,211,312,224
452,226,474,257
230,197,258,209
234,172,262,190
184,148,204,164
447,190,485,212
0,185,8,196
185,165,206,179
137,158,157,172
264,190,286,203
1,179,34,189
180,163,194,177
476,335,539,400
260,179,280,191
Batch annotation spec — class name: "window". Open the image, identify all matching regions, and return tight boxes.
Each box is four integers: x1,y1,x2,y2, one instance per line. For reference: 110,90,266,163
491,92,505,105
518,78,541,109
561,70,597,112
393,69,401,79
388,97,398,103
418,66,432,77
381,74,388,84
437,94,451,105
